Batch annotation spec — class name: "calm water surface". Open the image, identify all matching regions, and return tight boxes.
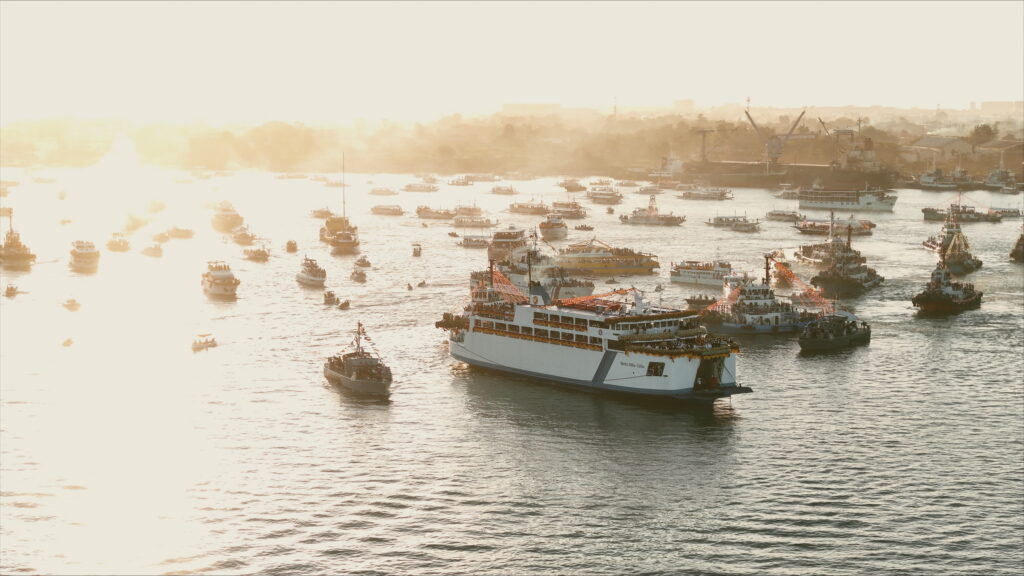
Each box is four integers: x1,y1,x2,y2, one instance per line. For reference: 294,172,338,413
1,166,1022,575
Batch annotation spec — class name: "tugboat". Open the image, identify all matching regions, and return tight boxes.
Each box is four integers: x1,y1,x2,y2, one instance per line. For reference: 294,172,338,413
912,259,982,314
191,334,218,352
1012,228,1024,262
244,245,270,262
106,233,131,252
324,291,340,305
0,218,37,270
141,243,163,258
351,269,367,283
798,313,871,352
619,195,684,226
355,255,371,267
539,214,569,239
285,240,298,253
809,226,883,298
202,261,240,299
69,241,100,272
323,322,392,396
296,257,327,287
940,226,982,275
701,256,813,335
922,201,1002,223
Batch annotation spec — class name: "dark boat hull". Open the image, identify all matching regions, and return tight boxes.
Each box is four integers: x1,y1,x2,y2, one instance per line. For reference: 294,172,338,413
912,292,982,314
799,331,871,352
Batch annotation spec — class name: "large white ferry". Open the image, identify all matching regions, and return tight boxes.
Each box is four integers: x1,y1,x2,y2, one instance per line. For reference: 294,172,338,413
202,261,240,299
437,271,749,401
670,260,733,286
798,187,897,212
69,241,100,272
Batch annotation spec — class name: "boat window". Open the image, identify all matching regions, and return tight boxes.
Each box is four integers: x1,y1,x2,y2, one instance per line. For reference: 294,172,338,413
588,320,603,328
481,321,494,330
574,318,587,326
590,336,603,345
521,327,532,335
534,312,548,322
646,362,665,377
575,334,588,343
495,323,506,331
507,325,520,334
473,320,481,328
561,332,574,341
607,340,625,351
535,329,549,338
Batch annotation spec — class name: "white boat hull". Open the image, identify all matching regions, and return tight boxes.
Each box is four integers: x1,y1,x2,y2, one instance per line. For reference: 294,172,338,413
670,271,727,287
449,331,739,399
296,272,326,287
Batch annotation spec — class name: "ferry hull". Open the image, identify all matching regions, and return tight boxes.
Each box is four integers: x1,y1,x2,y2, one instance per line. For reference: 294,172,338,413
449,333,745,401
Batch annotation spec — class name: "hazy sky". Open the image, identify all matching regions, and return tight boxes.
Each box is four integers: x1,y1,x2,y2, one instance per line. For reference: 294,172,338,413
1,1,1021,125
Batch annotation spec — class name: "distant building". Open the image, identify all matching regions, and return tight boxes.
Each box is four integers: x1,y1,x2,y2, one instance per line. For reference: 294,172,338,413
903,135,974,163
980,101,1024,116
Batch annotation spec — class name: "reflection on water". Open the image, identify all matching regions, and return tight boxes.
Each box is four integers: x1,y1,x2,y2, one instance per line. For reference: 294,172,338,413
1,167,1022,575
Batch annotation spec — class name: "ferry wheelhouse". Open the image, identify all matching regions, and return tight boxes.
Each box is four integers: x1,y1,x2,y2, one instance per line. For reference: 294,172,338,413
437,272,749,401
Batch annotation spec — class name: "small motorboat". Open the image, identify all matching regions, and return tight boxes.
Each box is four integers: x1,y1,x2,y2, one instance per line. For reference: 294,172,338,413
412,243,422,257
62,298,80,311
338,299,351,310
4,284,17,298
448,231,459,238
417,280,427,288
192,334,218,352
351,269,367,283
654,284,664,292
141,244,163,258
285,240,298,253
574,224,594,231
606,277,619,284
244,246,270,262
62,338,73,347
324,291,340,305
355,256,371,267
407,283,413,290
606,207,614,214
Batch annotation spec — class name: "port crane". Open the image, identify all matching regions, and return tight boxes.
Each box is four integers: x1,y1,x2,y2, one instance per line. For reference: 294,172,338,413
744,109,806,171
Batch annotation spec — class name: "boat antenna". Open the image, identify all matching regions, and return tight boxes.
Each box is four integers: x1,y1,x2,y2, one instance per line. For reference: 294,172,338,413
527,249,533,286
847,224,852,248
764,254,770,285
